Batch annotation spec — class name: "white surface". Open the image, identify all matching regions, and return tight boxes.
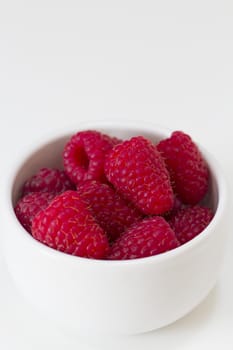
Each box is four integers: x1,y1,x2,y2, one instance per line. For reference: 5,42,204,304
0,0,233,349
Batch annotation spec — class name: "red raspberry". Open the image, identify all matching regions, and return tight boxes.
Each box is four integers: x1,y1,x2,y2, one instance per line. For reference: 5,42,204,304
22,168,75,196
107,216,180,260
169,205,214,244
104,136,174,215
63,130,121,185
31,190,109,259
164,196,187,220
157,131,209,205
14,192,55,233
77,180,143,241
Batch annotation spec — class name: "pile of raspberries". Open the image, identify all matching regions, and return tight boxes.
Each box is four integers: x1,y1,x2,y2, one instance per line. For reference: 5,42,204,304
14,130,214,260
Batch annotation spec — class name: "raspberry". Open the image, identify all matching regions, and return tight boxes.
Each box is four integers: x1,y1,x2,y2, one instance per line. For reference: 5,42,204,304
14,192,55,233
104,136,174,215
63,130,121,185
22,168,75,196
77,180,143,241
107,216,180,260
157,131,209,205
164,196,187,220
169,205,214,244
31,190,109,259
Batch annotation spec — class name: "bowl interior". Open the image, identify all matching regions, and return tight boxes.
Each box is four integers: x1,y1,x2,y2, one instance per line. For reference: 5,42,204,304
11,125,219,249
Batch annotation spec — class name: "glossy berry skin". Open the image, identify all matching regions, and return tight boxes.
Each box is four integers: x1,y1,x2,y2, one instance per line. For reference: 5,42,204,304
169,205,214,245
157,131,209,205
77,180,143,241
22,168,75,196
31,190,109,259
63,130,120,185
107,216,180,260
104,136,174,215
14,192,55,233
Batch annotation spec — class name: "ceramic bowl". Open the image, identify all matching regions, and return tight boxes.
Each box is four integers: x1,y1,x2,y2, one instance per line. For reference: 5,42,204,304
2,121,229,335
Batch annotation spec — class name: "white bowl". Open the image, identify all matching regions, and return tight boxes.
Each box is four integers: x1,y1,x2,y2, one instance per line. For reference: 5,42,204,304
2,121,229,335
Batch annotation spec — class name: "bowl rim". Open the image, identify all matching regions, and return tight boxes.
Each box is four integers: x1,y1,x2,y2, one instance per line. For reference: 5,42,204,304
4,120,228,267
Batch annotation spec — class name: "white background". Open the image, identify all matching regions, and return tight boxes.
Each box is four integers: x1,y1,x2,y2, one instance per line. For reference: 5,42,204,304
0,1,233,349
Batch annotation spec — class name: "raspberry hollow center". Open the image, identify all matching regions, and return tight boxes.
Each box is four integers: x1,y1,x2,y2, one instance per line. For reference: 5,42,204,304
74,147,89,170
